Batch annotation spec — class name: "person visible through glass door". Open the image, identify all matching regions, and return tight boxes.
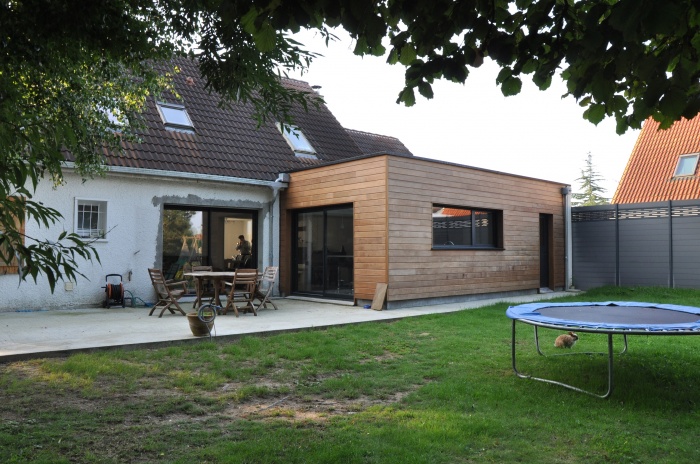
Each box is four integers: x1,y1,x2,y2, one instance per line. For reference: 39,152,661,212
234,235,252,268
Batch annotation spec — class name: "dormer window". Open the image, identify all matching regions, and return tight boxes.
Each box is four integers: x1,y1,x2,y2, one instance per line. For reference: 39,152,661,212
277,123,317,158
674,154,699,177
157,102,194,132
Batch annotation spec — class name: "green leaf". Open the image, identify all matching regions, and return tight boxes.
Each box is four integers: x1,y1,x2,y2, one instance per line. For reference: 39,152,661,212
501,76,522,96
659,87,687,119
387,48,399,65
398,44,417,65
252,21,277,53
397,88,416,106
417,82,434,99
496,68,512,85
583,104,606,125
521,59,538,74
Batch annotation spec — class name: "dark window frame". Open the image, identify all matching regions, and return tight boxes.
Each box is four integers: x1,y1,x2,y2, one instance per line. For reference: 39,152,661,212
431,204,503,250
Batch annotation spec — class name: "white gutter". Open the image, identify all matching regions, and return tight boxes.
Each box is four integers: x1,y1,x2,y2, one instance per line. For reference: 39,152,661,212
561,186,573,290
63,162,289,189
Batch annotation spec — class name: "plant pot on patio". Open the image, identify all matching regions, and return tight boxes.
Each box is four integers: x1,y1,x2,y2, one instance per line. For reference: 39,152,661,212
187,311,214,337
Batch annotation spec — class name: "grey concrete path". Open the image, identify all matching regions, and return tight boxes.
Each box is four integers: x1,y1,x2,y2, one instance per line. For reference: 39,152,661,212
0,292,570,362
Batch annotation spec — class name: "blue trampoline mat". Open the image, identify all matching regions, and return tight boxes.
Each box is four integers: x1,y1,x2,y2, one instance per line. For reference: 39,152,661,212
506,301,700,331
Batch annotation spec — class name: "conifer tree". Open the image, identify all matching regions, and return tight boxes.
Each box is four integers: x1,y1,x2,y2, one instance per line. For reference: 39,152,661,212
572,153,609,206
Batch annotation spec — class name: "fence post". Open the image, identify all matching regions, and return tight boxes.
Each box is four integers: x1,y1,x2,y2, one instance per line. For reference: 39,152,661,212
669,200,674,288
615,203,620,287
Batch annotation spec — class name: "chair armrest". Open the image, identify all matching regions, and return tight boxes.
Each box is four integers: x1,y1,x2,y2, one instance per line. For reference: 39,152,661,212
166,280,188,291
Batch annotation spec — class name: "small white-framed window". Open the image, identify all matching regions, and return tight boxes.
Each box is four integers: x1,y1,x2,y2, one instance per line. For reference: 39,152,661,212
277,123,317,158
75,199,108,240
674,154,699,177
156,102,194,132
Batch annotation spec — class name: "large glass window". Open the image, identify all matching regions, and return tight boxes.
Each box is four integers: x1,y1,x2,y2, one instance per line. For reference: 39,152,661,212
432,205,502,249
162,206,255,280
294,205,353,299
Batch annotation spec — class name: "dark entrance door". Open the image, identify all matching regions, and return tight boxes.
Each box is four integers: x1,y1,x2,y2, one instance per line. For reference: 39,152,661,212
293,205,353,299
539,214,553,289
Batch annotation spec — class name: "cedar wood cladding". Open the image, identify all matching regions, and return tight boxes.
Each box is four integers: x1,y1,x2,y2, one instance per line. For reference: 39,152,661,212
386,156,565,301
280,156,389,301
281,154,566,303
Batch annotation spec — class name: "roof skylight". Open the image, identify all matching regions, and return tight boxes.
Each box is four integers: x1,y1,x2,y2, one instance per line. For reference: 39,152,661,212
277,123,317,158
674,154,699,177
157,102,194,131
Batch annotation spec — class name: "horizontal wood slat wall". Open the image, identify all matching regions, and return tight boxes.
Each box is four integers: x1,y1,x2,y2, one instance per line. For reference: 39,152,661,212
281,154,567,305
386,157,566,302
280,157,389,301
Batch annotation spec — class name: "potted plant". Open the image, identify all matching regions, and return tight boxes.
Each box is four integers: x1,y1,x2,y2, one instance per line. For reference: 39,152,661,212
186,307,215,336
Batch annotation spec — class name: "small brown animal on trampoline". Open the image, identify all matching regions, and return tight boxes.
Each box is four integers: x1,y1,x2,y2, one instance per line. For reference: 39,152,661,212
554,331,578,348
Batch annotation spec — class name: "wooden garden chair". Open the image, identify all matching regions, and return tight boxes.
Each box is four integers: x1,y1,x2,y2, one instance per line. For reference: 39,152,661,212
147,268,188,317
221,268,258,317
252,266,279,312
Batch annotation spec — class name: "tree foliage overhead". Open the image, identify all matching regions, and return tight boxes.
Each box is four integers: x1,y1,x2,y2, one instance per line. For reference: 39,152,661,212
3,0,700,287
239,0,700,134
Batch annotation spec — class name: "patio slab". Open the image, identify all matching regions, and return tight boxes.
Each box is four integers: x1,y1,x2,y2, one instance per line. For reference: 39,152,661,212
0,292,571,362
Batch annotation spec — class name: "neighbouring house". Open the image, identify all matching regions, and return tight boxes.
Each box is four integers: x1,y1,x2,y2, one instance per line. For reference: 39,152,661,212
572,116,700,291
0,57,569,312
613,116,700,203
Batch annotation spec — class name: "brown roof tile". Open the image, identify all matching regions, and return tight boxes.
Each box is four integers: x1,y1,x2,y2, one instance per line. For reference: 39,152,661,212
103,57,365,181
613,116,700,203
345,128,414,156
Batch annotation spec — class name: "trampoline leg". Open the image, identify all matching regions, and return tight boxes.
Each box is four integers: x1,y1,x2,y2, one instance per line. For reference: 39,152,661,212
511,320,615,399
534,326,544,356
604,333,614,398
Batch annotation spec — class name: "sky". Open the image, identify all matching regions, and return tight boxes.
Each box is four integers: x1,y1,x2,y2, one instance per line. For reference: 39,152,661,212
288,29,640,197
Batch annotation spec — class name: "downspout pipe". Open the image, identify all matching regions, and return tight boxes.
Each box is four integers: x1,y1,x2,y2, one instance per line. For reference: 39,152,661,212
561,186,573,290
269,173,290,296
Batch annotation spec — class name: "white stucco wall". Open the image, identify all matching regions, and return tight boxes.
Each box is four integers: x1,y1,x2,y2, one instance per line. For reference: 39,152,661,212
0,169,281,312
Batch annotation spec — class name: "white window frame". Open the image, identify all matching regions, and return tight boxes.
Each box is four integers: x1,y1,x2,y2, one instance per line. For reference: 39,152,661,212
156,102,195,132
674,153,699,177
277,123,317,158
74,198,108,240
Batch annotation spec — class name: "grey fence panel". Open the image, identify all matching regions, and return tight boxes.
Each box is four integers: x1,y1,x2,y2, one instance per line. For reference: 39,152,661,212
672,215,700,288
572,200,700,290
618,218,669,287
572,220,617,290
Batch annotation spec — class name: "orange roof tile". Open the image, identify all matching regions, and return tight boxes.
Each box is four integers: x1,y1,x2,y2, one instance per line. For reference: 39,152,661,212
613,117,700,203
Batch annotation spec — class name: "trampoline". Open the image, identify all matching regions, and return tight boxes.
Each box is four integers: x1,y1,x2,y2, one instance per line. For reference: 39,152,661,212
506,301,700,398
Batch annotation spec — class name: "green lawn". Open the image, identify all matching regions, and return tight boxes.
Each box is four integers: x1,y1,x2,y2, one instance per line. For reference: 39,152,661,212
1,286,700,463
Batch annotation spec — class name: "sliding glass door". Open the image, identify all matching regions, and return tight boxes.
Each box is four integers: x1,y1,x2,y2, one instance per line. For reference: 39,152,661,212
162,206,256,280
294,205,353,299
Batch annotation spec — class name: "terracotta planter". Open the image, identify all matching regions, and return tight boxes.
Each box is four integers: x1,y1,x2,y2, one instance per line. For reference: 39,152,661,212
187,312,214,336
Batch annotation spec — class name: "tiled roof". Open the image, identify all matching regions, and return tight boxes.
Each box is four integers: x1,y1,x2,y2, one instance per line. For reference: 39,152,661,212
100,57,364,182
345,128,414,156
613,117,700,203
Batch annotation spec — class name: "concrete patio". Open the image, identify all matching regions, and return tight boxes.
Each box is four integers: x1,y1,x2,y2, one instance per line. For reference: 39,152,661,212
0,292,570,362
